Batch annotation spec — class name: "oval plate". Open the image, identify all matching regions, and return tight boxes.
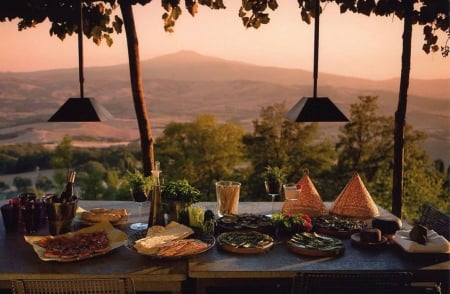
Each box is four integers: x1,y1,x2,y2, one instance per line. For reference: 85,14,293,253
127,230,215,259
350,233,388,250
216,214,273,234
314,227,361,238
286,232,345,257
216,231,274,254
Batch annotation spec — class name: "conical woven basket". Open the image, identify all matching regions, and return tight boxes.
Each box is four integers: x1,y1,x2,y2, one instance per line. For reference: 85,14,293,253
282,172,327,217
330,172,379,219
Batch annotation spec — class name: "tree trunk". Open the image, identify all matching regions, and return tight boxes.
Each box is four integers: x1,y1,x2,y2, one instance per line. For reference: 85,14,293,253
392,0,413,218
119,2,154,176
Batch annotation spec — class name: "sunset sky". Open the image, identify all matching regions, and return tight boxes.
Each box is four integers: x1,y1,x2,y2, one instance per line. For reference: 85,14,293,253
1,1,449,80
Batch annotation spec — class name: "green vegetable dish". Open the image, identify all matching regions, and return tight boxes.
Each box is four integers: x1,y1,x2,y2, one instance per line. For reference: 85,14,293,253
287,232,345,257
217,231,274,254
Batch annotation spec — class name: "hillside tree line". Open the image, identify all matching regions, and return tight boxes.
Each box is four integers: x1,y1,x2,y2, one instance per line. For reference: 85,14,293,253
0,96,448,220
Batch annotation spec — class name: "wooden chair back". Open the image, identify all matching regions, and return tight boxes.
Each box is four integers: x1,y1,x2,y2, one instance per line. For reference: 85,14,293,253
419,203,450,240
292,271,412,294
11,278,135,294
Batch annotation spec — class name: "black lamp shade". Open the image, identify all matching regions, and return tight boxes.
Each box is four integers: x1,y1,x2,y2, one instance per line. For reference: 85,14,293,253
48,97,112,122
285,97,349,122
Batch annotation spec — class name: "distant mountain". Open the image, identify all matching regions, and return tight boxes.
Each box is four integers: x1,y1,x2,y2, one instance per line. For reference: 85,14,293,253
0,50,449,164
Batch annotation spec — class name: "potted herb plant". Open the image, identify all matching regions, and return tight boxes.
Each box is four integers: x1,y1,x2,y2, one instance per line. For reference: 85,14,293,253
162,179,201,223
263,166,286,195
126,169,154,202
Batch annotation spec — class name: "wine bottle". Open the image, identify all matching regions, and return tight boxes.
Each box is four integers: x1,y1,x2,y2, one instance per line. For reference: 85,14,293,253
59,170,76,203
148,162,165,227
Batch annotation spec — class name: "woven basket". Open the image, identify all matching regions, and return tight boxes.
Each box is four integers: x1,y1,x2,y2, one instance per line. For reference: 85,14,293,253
330,172,379,219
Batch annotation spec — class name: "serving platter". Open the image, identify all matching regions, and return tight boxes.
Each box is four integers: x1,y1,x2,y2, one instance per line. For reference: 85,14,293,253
286,232,345,257
350,233,388,250
216,213,273,234
127,230,215,259
312,215,366,238
216,231,274,254
75,207,128,226
25,221,128,262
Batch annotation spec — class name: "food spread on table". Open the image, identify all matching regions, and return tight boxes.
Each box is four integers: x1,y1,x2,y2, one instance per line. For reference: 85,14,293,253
350,228,388,249
37,230,110,259
216,231,274,254
393,228,450,254
216,213,273,232
77,207,128,225
312,215,366,237
22,199,444,262
287,231,344,256
131,221,214,258
25,221,128,262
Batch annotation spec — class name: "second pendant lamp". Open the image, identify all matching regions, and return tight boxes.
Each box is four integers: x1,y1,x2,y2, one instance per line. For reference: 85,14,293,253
285,0,348,123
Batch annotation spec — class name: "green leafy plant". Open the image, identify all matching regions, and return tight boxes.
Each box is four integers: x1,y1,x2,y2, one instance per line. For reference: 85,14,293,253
263,166,286,184
125,169,154,194
161,179,201,204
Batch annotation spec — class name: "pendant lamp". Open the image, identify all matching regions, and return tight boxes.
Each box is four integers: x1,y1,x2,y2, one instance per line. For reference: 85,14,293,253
48,1,112,122
285,0,348,122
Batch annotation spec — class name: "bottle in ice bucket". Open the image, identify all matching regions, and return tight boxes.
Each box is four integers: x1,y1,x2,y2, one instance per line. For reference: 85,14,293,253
45,170,78,235
148,161,165,227
59,170,76,203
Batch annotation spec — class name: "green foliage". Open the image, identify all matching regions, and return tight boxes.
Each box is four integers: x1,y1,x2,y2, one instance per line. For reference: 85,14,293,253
155,114,245,201
334,96,447,219
35,175,54,193
125,169,154,194
13,176,32,193
263,166,286,184
51,135,73,169
51,134,74,190
1,101,448,221
0,144,52,174
238,0,449,56
244,103,336,200
161,179,201,204
77,161,108,200
239,0,277,28
0,181,9,191
335,96,393,182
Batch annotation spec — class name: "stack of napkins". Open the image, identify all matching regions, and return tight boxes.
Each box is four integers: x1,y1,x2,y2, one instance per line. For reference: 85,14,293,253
393,229,450,253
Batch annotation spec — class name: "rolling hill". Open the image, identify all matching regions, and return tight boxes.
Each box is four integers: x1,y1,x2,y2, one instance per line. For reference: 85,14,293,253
0,50,448,164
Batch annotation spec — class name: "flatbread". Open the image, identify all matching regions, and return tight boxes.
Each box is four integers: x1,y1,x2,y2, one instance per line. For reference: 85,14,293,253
133,221,194,255
81,208,127,223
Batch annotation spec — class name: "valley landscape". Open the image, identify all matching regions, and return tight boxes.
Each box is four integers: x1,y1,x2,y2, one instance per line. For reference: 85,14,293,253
0,50,449,165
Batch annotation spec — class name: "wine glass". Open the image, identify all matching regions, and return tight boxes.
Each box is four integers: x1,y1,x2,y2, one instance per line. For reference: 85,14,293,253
130,189,149,230
264,181,282,216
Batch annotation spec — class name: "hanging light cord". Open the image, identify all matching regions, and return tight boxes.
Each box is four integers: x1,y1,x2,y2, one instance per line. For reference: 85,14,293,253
78,1,85,99
313,0,320,98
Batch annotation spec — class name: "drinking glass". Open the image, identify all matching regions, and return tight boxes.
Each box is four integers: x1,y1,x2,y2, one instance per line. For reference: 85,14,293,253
283,183,301,201
130,189,149,230
216,181,241,217
264,181,282,216
283,183,301,215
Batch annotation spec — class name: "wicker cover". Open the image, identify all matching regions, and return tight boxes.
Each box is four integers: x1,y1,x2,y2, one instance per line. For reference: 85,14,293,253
281,173,327,217
330,172,379,219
